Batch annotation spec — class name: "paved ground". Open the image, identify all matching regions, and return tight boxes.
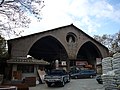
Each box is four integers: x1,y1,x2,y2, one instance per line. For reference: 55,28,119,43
29,78,105,90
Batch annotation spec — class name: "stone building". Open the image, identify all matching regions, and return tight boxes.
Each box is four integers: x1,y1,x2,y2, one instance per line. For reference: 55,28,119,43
7,24,109,80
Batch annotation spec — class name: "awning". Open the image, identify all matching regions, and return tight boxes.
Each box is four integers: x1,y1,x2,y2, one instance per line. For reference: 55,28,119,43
7,58,50,65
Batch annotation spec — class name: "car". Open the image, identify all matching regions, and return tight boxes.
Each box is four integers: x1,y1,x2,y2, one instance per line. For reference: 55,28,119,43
96,75,103,84
44,69,70,87
69,66,81,79
80,70,96,78
69,68,80,79
70,69,96,79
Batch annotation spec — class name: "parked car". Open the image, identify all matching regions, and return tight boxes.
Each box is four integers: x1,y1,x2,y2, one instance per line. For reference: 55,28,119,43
69,68,80,79
44,69,70,87
96,75,103,84
70,69,96,79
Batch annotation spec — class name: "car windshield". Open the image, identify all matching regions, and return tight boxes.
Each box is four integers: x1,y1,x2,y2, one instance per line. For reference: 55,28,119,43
49,70,65,75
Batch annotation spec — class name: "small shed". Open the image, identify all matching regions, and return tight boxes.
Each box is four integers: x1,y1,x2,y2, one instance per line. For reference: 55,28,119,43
7,57,49,82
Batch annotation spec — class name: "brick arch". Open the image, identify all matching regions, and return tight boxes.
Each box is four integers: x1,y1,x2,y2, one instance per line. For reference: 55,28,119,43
27,35,68,62
76,41,102,68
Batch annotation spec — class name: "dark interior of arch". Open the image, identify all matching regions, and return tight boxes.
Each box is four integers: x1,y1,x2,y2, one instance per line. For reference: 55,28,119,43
77,41,102,67
28,36,68,63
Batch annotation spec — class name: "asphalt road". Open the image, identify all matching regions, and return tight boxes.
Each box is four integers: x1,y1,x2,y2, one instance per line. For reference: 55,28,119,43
29,78,105,90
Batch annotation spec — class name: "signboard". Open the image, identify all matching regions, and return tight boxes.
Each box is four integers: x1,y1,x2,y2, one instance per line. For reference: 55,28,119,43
76,61,88,66
61,61,66,66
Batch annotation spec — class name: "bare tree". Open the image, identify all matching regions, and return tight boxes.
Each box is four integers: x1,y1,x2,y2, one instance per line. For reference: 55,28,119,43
93,31,120,55
0,0,44,37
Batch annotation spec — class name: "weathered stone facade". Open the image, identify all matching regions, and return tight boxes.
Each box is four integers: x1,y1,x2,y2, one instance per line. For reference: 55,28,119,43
8,24,109,70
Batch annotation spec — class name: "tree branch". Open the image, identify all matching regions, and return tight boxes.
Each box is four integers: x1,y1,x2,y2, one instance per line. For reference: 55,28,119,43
0,0,4,6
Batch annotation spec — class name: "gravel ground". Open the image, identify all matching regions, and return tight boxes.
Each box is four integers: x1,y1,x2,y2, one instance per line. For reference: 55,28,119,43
29,78,105,90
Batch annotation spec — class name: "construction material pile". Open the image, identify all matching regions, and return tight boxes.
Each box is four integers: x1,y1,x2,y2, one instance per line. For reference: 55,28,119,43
102,53,120,90
102,57,113,74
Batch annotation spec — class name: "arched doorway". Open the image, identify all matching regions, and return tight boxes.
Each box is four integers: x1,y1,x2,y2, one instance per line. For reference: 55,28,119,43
76,41,102,70
28,36,68,70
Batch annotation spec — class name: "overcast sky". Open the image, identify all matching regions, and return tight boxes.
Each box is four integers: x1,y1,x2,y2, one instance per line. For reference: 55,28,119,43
14,0,120,39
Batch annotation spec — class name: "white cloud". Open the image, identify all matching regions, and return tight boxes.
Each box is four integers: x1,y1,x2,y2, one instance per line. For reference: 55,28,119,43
90,0,115,19
22,0,73,36
67,0,120,34
68,0,90,17
40,0,72,28
21,0,120,37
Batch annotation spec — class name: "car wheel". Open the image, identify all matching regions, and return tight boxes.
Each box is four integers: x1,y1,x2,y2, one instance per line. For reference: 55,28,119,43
60,80,65,87
90,75,93,78
98,80,103,84
67,77,70,82
75,76,78,79
66,77,70,83
47,82,51,87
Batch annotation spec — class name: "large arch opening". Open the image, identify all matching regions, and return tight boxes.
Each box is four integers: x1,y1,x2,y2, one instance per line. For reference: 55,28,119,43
28,36,68,69
75,41,102,70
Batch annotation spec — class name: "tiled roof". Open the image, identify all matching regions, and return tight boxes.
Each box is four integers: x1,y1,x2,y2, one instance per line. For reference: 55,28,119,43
7,59,50,65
